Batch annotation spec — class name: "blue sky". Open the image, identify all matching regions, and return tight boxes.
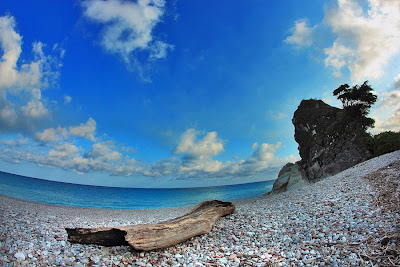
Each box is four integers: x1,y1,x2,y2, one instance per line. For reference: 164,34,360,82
0,0,399,187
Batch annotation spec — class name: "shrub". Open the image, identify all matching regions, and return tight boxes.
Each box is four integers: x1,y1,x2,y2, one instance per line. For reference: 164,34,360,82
368,131,400,157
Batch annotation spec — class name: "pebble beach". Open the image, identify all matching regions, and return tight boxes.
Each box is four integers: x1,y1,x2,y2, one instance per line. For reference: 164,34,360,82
1,151,399,266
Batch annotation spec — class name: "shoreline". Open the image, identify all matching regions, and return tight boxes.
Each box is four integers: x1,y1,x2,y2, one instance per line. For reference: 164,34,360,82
1,150,399,266
0,192,262,218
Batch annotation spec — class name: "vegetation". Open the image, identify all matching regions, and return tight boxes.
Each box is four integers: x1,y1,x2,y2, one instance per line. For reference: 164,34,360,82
368,131,400,157
333,81,400,157
333,81,378,129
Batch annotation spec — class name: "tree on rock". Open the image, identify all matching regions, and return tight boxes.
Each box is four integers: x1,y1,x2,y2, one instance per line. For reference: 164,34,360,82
333,81,377,129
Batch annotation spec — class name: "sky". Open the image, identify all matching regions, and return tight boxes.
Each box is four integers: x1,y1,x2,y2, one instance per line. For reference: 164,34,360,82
0,0,399,188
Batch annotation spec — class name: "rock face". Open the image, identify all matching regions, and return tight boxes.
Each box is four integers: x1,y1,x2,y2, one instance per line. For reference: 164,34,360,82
271,163,308,194
292,99,371,182
272,99,372,193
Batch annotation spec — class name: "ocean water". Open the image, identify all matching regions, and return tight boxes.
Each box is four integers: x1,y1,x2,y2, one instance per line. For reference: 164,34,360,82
0,171,274,209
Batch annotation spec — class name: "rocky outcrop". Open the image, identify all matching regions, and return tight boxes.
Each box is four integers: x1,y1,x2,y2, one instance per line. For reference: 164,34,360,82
292,99,371,182
272,99,372,193
271,162,308,194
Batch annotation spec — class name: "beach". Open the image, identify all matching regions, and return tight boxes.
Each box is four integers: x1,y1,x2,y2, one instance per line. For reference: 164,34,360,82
1,151,399,266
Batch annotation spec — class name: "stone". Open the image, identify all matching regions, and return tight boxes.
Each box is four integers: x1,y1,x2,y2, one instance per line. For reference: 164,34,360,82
271,162,308,193
292,99,371,182
272,99,372,194
14,252,25,261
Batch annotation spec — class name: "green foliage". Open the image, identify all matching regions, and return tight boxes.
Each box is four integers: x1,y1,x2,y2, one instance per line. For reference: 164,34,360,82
333,81,378,129
368,131,400,157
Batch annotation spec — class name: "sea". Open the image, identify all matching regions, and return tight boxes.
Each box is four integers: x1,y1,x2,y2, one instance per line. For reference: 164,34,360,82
0,171,274,209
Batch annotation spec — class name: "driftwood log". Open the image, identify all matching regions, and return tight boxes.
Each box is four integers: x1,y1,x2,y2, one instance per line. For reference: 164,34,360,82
66,200,235,251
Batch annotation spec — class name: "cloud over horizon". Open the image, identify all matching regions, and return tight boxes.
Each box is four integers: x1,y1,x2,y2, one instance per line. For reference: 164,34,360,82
1,126,297,180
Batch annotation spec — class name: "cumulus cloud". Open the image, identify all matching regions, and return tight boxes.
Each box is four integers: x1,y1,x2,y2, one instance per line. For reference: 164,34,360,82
373,89,400,133
143,157,179,177
85,141,122,161
172,129,226,175
324,0,400,82
174,129,224,156
3,138,139,176
233,143,285,176
0,134,30,147
69,118,97,141
82,0,173,74
48,143,80,160
34,118,97,142
394,74,400,89
285,19,316,47
21,100,50,119
287,0,400,82
34,126,68,142
0,15,61,131
144,129,297,179
251,142,259,150
3,126,297,180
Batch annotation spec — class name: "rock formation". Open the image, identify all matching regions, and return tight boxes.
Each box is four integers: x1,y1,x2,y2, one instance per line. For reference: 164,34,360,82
293,99,371,182
271,162,308,193
272,99,372,192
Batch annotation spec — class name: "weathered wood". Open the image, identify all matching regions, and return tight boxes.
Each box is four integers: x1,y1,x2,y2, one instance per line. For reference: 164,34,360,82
66,200,235,251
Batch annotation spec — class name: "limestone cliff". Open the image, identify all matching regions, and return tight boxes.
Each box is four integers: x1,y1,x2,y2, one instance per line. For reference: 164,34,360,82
293,99,371,182
272,99,372,193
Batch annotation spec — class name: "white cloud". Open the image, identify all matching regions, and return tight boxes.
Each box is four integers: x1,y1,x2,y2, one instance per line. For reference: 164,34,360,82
236,143,282,175
172,129,225,175
174,128,224,157
142,157,179,177
2,126,297,180
150,40,174,60
85,141,123,162
64,95,72,104
0,134,30,147
0,15,21,89
34,126,68,142
0,15,61,131
121,145,137,154
69,117,97,141
48,143,80,160
372,89,400,133
16,139,138,176
82,0,172,72
34,118,97,142
251,142,259,150
323,0,400,82
394,73,400,89
21,100,50,119
146,129,297,179
287,0,400,82
285,19,316,47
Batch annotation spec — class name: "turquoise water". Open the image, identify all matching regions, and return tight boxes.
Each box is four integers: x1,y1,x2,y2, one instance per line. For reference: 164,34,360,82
0,171,274,209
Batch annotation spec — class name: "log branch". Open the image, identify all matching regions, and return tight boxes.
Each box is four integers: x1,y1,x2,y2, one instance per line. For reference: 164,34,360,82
66,200,235,251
